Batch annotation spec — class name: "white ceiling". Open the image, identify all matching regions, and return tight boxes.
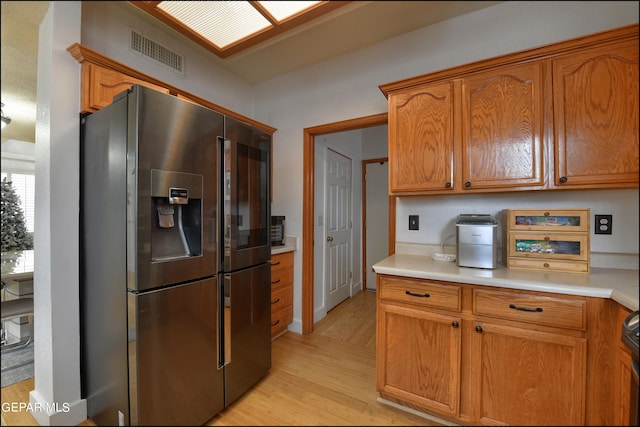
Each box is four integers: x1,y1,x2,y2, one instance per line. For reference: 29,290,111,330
0,1,502,144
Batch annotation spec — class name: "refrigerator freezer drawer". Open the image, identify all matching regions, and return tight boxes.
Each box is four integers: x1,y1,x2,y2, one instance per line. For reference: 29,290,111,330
128,277,223,426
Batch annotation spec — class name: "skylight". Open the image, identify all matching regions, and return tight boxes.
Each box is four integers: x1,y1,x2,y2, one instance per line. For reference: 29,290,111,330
130,1,350,58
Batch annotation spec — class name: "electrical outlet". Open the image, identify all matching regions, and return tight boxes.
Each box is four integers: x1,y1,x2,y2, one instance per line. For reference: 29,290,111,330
408,215,419,230
594,214,612,235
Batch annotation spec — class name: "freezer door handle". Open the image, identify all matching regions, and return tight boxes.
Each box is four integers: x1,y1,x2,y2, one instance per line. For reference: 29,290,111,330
223,275,231,366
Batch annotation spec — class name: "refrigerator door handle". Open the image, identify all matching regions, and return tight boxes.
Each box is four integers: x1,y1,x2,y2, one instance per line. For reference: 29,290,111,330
223,274,231,366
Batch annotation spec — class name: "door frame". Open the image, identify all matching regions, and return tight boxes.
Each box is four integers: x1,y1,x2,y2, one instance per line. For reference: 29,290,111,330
302,113,394,334
361,157,391,290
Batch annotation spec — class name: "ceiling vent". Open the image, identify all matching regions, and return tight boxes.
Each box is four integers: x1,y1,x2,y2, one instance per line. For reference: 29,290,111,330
130,30,184,75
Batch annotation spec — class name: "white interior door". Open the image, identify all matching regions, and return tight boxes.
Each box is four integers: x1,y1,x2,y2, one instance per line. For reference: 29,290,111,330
325,148,352,312
365,161,389,290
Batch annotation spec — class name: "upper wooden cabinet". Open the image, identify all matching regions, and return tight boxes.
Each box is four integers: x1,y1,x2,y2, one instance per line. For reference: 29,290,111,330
551,37,639,189
388,81,456,193
380,24,638,196
461,62,545,191
82,63,170,112
67,43,276,136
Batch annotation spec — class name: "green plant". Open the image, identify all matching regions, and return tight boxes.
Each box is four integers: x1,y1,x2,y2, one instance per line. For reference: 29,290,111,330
1,177,33,252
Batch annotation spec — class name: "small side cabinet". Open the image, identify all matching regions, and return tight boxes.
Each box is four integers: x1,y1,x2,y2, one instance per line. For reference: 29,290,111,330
270,251,294,338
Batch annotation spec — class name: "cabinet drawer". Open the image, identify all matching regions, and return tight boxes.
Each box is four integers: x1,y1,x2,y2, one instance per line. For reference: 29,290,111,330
379,276,461,312
473,288,586,331
508,232,589,261
271,285,292,313
506,257,589,273
271,252,293,287
271,306,293,336
506,209,589,232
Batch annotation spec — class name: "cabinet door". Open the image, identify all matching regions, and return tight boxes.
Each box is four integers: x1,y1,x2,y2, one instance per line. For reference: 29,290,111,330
83,63,170,112
470,321,587,426
377,302,461,416
461,62,545,190
388,81,456,193
552,38,639,188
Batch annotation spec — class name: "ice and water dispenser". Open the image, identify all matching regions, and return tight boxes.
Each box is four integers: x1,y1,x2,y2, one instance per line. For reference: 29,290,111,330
456,214,498,269
151,169,203,261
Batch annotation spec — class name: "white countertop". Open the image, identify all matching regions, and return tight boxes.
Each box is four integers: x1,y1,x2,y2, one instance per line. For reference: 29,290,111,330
373,253,639,311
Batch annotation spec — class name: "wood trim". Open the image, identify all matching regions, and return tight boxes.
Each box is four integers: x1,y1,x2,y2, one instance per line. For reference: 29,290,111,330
302,113,388,334
67,43,277,134
379,23,639,97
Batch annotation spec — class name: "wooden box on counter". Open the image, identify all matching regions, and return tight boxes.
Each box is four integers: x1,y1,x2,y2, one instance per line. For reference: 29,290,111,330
503,209,590,274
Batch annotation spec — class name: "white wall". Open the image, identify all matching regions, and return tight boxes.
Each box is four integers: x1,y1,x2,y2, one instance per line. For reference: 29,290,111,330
254,1,639,332
396,190,639,265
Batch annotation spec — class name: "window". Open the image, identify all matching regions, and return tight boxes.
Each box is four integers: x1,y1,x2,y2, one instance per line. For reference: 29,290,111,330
1,172,35,233
1,140,35,234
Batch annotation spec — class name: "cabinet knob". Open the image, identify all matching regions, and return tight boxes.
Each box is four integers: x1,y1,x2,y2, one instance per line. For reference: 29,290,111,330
544,211,550,216
445,181,452,188
544,236,550,241
464,181,471,187
327,236,334,242
475,325,483,333
543,263,550,268
559,176,568,183
452,321,459,328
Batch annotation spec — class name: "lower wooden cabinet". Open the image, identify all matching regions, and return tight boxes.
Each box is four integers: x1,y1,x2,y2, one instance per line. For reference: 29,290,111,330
270,251,293,338
470,321,586,425
376,274,621,426
615,304,634,426
377,302,461,416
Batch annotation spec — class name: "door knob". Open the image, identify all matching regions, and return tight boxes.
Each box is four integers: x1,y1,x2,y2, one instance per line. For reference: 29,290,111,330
326,236,334,242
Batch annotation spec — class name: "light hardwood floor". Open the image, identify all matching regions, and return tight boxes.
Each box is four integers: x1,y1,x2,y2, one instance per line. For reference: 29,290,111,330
1,290,443,426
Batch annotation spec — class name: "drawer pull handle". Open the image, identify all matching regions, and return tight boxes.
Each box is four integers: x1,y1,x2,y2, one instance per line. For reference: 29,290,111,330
509,303,543,313
271,320,280,326
272,279,281,285
271,298,280,304
405,290,430,298
271,261,281,266
543,236,550,241
452,321,459,328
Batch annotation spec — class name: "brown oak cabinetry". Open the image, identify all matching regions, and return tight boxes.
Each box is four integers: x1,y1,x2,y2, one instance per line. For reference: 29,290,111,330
380,24,638,196
461,62,545,191
615,304,634,426
387,81,456,193
270,251,294,338
469,288,587,425
80,62,170,112
376,276,462,416
551,37,639,189
376,273,623,426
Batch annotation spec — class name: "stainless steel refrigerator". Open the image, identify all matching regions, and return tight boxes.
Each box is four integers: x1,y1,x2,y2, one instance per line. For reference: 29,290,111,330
80,85,271,426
